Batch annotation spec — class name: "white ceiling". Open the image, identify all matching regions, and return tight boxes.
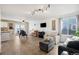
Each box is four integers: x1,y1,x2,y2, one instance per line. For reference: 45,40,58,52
1,4,79,21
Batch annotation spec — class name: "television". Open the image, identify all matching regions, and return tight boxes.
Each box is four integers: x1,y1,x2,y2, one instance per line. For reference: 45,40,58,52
40,23,46,27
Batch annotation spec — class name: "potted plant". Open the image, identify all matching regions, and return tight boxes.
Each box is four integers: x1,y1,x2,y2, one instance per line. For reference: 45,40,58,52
73,29,79,40
74,28,79,37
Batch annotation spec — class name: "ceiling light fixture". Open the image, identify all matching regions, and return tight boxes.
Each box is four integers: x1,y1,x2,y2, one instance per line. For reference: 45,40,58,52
31,4,50,15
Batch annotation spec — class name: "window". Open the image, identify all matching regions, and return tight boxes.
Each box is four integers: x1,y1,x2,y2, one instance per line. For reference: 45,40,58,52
61,16,77,35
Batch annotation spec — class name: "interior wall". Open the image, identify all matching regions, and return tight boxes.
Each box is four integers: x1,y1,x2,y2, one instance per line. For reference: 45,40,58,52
38,19,59,33
28,20,40,34
28,18,59,34
22,22,29,34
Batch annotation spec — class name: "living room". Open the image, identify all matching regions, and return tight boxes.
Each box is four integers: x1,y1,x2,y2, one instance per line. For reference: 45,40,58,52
0,4,79,55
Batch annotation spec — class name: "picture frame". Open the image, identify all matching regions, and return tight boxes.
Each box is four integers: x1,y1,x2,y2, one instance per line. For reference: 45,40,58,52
52,20,56,30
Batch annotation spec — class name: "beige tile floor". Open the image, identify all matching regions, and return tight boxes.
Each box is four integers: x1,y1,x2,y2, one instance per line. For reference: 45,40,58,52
1,36,58,55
